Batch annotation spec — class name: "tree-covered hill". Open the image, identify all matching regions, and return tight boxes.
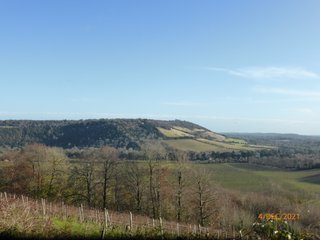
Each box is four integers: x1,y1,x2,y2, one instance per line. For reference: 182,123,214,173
0,119,212,149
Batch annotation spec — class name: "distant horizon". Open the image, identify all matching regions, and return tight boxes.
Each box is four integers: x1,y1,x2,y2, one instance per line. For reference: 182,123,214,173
1,1,320,135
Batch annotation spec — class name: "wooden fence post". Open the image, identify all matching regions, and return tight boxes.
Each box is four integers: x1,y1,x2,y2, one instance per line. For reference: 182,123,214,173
194,225,198,234
79,207,82,222
35,200,39,213
159,217,163,236
129,212,133,231
104,208,108,228
176,223,180,236
21,195,25,206
101,208,109,239
80,204,84,222
41,198,46,216
107,211,111,225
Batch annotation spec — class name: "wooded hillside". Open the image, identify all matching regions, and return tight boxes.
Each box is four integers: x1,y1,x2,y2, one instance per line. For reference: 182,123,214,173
0,119,206,149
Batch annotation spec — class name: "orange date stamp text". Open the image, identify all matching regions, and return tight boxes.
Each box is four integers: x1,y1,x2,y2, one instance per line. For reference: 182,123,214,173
258,213,300,221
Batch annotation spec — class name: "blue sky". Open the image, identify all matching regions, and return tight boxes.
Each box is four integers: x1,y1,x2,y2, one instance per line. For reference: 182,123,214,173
1,0,320,134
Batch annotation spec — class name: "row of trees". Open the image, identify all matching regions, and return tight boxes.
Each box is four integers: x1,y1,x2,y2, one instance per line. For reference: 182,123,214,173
117,145,320,170
1,143,320,234
0,144,217,227
187,149,320,170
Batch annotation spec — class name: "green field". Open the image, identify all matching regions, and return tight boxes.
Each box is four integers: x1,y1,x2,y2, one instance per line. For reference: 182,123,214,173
201,163,320,195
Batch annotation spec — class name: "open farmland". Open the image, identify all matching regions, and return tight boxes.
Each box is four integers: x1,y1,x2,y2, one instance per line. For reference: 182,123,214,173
158,126,271,153
163,138,269,152
200,163,320,204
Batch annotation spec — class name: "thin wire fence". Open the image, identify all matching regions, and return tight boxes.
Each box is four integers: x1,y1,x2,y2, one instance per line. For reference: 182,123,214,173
0,192,239,239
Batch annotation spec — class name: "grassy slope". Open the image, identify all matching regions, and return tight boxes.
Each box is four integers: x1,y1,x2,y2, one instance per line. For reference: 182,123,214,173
201,163,320,197
147,161,320,196
159,126,271,152
203,163,320,205
156,127,192,138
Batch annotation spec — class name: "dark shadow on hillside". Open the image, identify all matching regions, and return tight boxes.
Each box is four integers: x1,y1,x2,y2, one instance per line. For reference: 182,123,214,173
229,163,282,171
299,174,320,185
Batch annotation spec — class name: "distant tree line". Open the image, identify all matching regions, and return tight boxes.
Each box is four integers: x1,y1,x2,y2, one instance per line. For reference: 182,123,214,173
117,148,320,170
222,133,320,169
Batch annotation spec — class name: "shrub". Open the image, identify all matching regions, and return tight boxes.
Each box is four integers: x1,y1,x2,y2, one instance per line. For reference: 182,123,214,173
241,219,309,240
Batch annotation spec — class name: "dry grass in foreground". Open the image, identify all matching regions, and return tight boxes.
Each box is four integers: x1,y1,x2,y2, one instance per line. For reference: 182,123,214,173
0,192,240,240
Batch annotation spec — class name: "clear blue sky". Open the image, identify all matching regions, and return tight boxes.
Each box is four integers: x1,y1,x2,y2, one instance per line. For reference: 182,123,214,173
1,0,320,134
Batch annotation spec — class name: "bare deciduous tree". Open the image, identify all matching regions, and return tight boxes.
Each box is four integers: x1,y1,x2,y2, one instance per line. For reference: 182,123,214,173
143,141,166,219
125,161,145,212
174,150,189,222
193,169,216,226
96,146,119,209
